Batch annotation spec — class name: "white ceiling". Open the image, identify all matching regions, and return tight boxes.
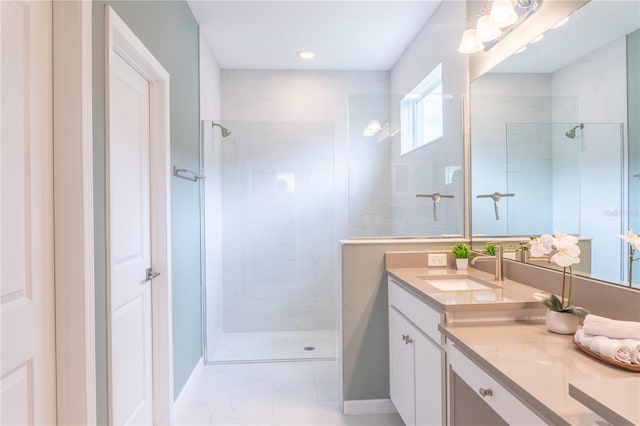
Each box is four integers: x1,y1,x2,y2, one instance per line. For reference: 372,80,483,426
188,1,442,71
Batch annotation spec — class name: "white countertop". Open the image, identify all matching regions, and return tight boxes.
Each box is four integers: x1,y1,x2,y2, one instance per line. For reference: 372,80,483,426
387,267,544,312
569,377,640,426
440,322,639,425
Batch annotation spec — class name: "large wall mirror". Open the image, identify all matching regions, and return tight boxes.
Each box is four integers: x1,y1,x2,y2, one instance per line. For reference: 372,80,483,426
470,0,640,288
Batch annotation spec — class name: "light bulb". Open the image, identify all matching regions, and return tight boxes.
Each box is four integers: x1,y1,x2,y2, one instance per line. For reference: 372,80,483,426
297,50,316,60
458,28,484,54
490,0,518,28
475,15,502,42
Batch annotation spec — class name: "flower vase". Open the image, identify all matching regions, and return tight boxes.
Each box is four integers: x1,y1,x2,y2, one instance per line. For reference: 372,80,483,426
455,258,468,270
545,309,579,334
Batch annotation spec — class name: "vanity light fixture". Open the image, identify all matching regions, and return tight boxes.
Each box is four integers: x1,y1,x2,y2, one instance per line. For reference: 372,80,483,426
490,0,519,28
458,28,484,54
459,0,543,54
363,120,383,137
297,50,316,60
476,14,502,42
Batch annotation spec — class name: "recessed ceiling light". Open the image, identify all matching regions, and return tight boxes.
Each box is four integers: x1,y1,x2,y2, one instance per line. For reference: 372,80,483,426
531,34,544,44
551,16,569,29
297,50,316,60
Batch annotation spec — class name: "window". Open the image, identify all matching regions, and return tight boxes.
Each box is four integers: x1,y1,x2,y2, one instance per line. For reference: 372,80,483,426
400,63,443,155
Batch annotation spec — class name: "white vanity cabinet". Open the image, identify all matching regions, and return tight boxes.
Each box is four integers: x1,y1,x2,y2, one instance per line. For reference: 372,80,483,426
447,343,546,425
388,278,445,426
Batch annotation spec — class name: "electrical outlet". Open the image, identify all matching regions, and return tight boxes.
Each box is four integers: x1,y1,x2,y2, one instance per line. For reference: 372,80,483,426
428,253,447,267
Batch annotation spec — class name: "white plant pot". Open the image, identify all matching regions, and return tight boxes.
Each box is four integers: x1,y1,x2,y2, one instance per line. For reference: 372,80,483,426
545,309,579,334
455,258,468,270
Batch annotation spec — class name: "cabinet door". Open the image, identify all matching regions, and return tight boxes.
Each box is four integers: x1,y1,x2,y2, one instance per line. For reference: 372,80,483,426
389,308,415,426
414,331,445,426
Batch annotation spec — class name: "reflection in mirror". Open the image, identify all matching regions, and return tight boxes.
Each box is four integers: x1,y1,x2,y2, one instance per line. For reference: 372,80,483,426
470,0,639,288
348,93,465,238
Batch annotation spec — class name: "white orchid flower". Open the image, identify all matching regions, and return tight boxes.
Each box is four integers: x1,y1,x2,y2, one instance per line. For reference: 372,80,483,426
529,234,553,257
550,241,581,267
619,230,640,252
552,231,579,247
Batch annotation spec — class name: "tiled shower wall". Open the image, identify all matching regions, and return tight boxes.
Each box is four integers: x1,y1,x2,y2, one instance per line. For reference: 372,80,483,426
220,121,336,332
220,70,389,333
551,36,627,281
470,73,555,236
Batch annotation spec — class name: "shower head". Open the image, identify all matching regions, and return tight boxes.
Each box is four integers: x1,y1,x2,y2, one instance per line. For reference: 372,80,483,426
565,123,584,139
212,122,232,138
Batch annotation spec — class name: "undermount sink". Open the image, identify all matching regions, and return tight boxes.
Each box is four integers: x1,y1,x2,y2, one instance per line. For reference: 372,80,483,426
418,276,501,292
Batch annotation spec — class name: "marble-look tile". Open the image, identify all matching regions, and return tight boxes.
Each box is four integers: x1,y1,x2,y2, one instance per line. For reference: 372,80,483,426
174,360,401,426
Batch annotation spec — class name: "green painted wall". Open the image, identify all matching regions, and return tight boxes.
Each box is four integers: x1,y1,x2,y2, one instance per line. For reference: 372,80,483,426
92,2,201,423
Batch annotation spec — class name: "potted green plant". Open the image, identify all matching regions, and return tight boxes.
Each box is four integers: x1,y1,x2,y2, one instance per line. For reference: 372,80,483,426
483,242,496,256
529,232,589,334
451,243,471,270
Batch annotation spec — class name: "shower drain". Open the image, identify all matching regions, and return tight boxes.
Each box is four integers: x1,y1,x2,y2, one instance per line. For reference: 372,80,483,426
303,346,316,351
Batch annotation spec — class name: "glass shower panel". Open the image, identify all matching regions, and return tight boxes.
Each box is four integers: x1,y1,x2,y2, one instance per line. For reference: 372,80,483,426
347,93,465,237
505,122,578,236
347,93,392,237
577,123,624,282
201,121,224,362
502,122,623,282
207,121,337,363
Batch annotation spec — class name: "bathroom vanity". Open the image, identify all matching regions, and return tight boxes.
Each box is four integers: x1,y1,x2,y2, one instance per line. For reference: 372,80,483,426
386,251,639,426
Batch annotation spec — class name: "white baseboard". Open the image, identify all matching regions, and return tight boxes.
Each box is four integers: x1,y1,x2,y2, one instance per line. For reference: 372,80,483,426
173,357,204,413
343,399,397,415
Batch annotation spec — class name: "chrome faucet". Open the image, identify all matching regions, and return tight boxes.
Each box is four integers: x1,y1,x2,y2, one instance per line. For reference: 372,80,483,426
470,245,504,281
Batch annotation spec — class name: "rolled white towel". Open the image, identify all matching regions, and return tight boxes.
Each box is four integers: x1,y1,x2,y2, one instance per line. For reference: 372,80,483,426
576,331,608,353
622,339,640,364
582,314,640,340
597,339,633,364
574,329,583,342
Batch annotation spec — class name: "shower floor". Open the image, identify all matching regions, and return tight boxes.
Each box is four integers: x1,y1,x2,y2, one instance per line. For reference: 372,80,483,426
207,329,337,363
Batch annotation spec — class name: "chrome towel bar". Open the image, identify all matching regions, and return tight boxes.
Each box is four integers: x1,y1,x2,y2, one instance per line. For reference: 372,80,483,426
173,166,206,182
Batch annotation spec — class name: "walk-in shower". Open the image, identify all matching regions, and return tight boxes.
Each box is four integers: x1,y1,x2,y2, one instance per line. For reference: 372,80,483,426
201,120,338,363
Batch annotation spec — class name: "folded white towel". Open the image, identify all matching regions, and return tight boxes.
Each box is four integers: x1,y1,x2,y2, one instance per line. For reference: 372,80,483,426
582,314,640,340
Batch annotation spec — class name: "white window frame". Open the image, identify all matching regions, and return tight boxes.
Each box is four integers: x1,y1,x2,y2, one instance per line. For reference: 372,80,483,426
400,63,444,155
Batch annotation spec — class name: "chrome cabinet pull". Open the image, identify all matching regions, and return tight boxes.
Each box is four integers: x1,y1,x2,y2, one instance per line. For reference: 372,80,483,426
479,388,493,397
145,267,160,281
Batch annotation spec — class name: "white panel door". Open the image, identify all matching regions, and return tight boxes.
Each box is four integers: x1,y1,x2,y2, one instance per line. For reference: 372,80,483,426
108,52,153,426
0,1,56,425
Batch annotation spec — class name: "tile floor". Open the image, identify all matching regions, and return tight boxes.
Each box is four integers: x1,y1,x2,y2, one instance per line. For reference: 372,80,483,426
173,360,404,426
207,330,337,363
